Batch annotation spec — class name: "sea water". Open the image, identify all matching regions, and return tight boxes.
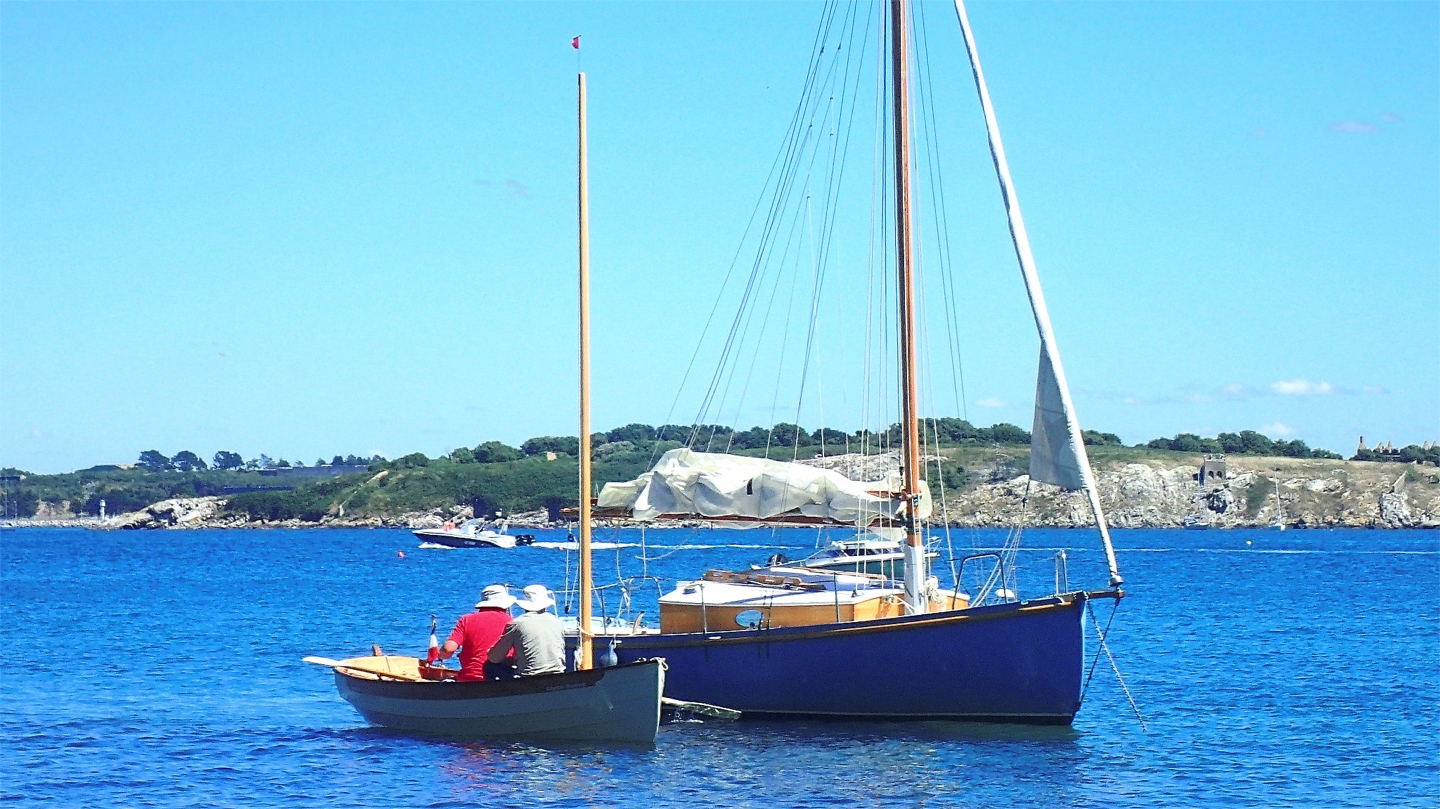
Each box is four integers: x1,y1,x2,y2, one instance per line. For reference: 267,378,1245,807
1,526,1436,808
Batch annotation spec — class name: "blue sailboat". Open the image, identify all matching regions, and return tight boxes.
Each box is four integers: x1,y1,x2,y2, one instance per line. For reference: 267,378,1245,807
580,0,1125,724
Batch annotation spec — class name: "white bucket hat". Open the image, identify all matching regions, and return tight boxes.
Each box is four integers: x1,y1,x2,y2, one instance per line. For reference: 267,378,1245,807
475,584,516,610
515,584,555,613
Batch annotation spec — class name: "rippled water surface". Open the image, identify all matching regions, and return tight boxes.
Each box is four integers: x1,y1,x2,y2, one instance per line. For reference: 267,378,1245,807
3,527,1436,807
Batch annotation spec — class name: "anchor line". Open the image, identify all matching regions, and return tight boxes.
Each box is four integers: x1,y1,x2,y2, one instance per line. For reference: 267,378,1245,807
1080,597,1118,699
1084,598,1147,732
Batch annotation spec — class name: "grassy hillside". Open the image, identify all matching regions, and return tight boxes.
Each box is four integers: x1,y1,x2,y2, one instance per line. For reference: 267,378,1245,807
8,421,1413,523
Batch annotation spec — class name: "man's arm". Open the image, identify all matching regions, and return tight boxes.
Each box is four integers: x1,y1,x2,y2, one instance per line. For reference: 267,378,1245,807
437,619,465,661
487,623,518,663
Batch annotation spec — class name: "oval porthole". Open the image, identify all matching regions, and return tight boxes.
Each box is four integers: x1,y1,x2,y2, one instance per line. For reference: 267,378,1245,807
735,609,765,629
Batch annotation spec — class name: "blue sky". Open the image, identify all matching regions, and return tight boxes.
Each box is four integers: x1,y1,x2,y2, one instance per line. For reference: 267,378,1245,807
2,1,1436,473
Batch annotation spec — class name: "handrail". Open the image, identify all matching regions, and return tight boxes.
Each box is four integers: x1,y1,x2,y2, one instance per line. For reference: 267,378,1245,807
957,552,1010,606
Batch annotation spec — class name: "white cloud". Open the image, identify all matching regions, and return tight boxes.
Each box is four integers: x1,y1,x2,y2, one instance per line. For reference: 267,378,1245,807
1261,422,1294,437
1328,120,1378,134
1362,385,1389,395
1271,379,1334,396
975,397,1006,408
1381,112,1403,123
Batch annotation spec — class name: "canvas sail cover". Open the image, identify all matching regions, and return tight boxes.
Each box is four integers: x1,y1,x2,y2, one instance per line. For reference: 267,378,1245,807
1029,347,1087,490
598,448,931,524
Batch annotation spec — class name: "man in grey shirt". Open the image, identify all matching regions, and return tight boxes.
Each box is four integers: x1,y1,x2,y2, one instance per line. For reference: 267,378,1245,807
486,584,566,676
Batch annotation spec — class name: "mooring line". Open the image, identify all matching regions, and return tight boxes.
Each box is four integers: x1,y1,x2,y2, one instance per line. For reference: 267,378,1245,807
1085,599,1147,732
1080,598,1117,700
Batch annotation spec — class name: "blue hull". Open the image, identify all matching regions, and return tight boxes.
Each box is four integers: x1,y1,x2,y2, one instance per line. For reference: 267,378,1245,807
580,593,1094,724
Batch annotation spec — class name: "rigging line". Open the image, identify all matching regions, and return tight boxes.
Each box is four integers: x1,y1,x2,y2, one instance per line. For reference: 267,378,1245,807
730,2,864,448
795,189,823,461
701,8,850,437
762,188,814,459
743,114,825,442
809,1,870,288
658,2,839,457
1085,599,1147,731
684,1,844,441
859,0,883,467
793,3,869,456
689,99,816,436
913,0,968,424
720,12,858,447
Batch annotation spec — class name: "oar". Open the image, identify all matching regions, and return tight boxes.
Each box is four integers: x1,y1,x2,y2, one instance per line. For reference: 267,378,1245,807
302,656,423,682
661,696,741,721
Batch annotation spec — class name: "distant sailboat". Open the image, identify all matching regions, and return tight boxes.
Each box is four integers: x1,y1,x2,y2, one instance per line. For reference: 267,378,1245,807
1270,479,1287,530
581,0,1125,725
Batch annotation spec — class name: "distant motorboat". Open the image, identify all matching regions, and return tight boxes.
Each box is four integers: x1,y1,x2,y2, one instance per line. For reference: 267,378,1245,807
758,535,939,579
1182,515,1210,531
413,519,535,549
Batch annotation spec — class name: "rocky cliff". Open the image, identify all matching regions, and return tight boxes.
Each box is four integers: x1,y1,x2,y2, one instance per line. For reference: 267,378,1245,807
26,455,1436,530
938,456,1438,529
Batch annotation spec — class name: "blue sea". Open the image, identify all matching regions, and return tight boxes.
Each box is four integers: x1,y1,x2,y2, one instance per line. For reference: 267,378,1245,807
2,526,1436,808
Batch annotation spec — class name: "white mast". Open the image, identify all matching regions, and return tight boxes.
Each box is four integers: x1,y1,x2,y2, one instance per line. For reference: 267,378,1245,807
952,0,1122,587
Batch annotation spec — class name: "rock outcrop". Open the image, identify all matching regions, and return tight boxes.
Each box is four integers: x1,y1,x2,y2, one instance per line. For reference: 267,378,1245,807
26,454,1434,531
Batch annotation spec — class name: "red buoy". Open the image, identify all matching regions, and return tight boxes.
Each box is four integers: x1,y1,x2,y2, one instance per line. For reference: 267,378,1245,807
397,550,406,558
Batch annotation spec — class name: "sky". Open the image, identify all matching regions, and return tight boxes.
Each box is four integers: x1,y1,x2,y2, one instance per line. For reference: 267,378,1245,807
2,1,1436,474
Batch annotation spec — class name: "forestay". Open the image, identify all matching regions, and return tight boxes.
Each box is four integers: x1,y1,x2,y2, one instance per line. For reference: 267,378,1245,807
598,448,931,525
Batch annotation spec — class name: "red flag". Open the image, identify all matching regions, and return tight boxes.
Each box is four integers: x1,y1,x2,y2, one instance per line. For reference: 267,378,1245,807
572,36,580,50
426,631,440,664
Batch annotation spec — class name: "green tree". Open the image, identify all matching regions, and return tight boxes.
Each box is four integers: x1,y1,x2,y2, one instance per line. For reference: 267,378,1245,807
768,423,813,448
521,436,579,457
390,452,430,469
138,450,173,471
473,441,521,463
171,451,207,472
606,423,655,443
449,447,477,464
212,451,244,470
1082,430,1123,446
1237,430,1275,455
987,423,1031,444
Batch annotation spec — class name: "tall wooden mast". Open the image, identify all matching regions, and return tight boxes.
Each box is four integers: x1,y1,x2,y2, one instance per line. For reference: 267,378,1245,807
891,0,926,615
576,71,594,669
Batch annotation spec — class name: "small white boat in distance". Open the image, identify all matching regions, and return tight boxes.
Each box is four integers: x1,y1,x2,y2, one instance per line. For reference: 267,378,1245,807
413,519,534,549
314,654,666,744
762,536,939,578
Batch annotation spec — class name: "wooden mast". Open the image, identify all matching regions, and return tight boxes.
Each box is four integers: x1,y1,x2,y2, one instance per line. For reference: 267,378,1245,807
577,71,594,669
891,0,926,615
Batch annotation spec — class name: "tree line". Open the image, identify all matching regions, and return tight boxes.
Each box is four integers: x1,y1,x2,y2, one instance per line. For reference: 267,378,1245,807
120,421,1361,477
1142,431,1343,459
134,450,384,472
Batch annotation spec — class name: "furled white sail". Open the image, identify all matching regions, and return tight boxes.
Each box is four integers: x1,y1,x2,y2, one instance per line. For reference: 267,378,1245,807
954,0,1122,586
1029,347,1087,490
597,448,931,525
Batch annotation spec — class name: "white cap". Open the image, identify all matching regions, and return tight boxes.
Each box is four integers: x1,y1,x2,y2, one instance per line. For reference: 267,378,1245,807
515,584,555,612
475,584,516,610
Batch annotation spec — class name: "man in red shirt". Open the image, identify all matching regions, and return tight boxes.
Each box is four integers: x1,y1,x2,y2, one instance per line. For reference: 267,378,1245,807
436,584,515,681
